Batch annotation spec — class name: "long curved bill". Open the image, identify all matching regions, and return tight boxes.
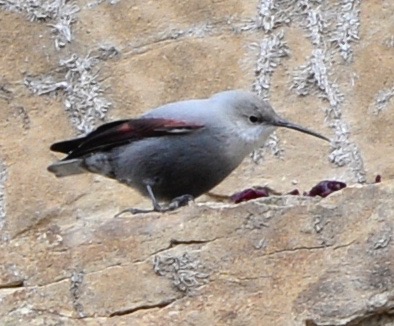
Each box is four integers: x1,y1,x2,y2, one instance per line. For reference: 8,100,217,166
273,118,330,142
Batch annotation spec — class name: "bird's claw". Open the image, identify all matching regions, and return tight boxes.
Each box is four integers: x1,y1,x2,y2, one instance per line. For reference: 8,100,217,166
114,207,154,217
114,194,194,217
167,194,194,210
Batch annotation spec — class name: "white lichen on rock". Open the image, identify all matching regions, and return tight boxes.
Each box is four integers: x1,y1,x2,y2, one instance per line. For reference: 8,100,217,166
25,53,112,134
256,0,276,32
251,31,289,162
329,120,366,183
304,8,327,46
255,0,294,32
86,0,120,8
153,253,209,293
384,36,394,48
291,50,365,182
0,0,79,49
330,0,361,62
292,48,344,117
373,87,394,115
253,31,290,101
0,160,7,230
254,0,365,182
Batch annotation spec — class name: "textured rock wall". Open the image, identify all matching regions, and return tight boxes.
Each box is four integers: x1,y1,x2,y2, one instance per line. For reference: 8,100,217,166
0,0,393,325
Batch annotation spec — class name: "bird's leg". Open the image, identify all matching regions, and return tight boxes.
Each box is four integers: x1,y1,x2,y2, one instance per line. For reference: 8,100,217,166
146,184,166,212
115,186,193,217
146,185,194,212
114,184,161,216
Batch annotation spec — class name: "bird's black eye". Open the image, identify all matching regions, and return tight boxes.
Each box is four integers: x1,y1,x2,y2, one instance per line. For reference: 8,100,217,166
249,115,260,123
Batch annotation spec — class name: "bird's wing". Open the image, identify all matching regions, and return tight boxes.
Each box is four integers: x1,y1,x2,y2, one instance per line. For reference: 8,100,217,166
50,118,204,159
50,119,130,154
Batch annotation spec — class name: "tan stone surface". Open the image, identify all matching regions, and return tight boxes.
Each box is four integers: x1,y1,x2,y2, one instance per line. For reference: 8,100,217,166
1,181,394,325
1,0,394,325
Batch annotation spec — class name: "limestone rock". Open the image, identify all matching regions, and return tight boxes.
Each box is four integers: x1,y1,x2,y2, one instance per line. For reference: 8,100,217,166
1,182,394,325
0,0,393,325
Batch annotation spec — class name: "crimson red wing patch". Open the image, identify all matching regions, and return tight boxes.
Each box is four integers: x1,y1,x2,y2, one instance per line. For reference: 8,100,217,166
50,118,204,159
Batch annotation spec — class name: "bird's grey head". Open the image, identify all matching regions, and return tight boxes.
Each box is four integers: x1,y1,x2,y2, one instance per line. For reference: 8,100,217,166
211,90,329,147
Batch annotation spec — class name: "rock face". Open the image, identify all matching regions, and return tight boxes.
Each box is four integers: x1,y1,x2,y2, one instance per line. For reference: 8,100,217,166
1,183,394,325
0,0,393,325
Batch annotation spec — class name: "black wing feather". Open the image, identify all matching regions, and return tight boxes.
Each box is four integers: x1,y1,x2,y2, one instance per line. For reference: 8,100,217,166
49,118,203,160
50,120,129,154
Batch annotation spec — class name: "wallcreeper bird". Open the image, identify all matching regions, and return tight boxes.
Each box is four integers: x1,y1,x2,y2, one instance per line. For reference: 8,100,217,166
48,90,329,214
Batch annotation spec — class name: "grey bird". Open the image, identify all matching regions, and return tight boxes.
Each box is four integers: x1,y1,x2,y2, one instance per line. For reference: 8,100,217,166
48,90,329,214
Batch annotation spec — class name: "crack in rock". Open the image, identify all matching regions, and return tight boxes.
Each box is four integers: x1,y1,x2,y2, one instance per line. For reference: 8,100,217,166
0,279,24,289
109,298,177,317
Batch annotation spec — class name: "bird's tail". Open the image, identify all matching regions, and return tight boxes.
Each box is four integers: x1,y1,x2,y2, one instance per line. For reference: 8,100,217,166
47,159,87,178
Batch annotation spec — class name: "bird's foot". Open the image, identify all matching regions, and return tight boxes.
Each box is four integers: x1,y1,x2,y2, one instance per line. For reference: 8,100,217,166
114,207,154,217
167,194,194,211
114,194,194,217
